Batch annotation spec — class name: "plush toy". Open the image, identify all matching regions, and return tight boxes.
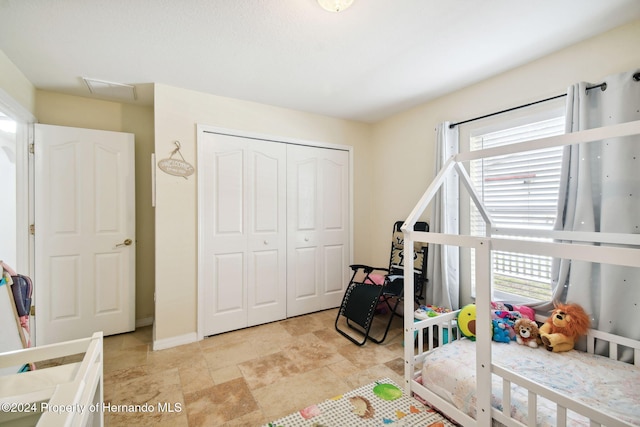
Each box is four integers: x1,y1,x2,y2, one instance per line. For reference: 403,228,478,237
492,318,513,343
538,303,590,352
491,301,535,321
457,304,476,341
514,318,539,348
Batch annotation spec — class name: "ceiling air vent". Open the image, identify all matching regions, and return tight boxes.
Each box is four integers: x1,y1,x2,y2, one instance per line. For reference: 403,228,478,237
82,77,137,101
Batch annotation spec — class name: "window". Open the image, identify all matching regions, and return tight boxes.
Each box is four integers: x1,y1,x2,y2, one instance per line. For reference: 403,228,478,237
470,116,565,302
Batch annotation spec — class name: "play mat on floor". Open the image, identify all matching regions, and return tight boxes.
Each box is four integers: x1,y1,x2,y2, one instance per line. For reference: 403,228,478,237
263,378,456,427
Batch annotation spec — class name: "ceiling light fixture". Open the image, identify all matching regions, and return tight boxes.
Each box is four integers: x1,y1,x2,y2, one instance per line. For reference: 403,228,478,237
317,0,354,13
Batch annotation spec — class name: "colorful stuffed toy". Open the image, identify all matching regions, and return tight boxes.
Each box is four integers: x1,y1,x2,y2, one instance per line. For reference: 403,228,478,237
538,303,590,352
457,304,476,341
514,318,539,348
492,318,513,343
491,301,535,320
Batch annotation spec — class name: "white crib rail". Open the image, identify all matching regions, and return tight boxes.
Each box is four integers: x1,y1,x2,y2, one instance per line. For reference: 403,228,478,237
0,331,104,427
492,365,632,427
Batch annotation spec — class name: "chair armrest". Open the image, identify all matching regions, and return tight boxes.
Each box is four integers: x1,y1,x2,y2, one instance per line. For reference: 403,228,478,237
349,264,389,274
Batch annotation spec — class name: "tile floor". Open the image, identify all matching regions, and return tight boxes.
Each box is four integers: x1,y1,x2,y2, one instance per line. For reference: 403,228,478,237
101,308,408,426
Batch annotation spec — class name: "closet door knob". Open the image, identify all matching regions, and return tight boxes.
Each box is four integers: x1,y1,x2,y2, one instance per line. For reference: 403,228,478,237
304,237,309,242
263,240,268,245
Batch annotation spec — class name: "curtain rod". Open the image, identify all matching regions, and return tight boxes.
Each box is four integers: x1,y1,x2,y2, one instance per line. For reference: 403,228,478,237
448,81,609,129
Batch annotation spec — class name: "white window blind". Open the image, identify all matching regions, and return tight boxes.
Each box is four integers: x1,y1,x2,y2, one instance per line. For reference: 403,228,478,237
470,116,565,301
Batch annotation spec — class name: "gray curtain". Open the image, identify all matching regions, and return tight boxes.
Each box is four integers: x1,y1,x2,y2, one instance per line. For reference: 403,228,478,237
549,69,640,358
426,122,460,309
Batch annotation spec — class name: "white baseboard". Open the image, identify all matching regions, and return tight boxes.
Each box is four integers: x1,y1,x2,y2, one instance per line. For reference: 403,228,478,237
135,317,154,328
152,332,197,351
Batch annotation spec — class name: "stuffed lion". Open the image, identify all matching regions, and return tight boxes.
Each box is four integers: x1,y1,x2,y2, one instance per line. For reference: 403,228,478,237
538,303,590,352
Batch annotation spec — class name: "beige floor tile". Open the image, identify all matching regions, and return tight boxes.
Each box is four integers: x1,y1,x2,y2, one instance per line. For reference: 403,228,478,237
209,364,243,384
251,366,349,421
343,363,404,389
200,321,290,350
121,326,153,348
103,334,125,353
104,365,149,385
183,377,258,426
282,335,348,372
238,351,301,390
384,356,405,376
312,327,353,348
178,359,215,394
146,341,204,371
223,409,269,426
106,408,188,427
325,358,360,378
105,368,185,426
202,339,272,371
101,307,409,426
337,340,399,369
103,344,149,374
279,313,329,336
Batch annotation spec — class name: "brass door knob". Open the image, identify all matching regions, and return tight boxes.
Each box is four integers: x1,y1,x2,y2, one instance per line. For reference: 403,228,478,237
116,238,133,247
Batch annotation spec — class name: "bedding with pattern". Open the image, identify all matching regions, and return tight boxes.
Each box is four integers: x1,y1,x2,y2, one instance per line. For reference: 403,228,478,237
421,338,640,426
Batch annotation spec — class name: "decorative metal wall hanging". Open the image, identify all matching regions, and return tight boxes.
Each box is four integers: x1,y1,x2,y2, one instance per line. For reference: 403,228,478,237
158,141,194,179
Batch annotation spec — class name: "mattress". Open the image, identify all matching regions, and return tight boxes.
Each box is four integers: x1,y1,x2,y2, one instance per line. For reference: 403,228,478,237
420,339,640,426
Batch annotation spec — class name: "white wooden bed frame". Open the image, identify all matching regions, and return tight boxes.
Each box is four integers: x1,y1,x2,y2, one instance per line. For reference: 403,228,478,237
400,119,640,427
0,332,104,427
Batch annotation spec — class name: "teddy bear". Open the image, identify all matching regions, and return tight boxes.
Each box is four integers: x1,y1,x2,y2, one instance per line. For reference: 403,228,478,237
538,303,590,353
514,318,539,348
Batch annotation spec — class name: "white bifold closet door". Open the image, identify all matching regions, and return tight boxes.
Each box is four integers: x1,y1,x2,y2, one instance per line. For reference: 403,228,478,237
200,133,287,336
286,145,350,317
199,129,350,337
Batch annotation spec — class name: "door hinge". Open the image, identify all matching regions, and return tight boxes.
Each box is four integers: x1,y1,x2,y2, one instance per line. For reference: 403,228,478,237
30,306,35,316
29,143,34,154
29,224,35,235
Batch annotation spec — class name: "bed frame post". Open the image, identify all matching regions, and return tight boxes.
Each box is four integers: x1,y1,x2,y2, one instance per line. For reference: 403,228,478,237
475,238,492,426
403,233,416,394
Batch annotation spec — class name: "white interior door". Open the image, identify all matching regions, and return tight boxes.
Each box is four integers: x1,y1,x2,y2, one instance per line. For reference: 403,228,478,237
34,124,135,345
199,132,286,336
287,145,349,317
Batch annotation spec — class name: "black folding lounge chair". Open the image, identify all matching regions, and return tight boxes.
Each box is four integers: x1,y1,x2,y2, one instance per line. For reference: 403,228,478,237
335,221,429,345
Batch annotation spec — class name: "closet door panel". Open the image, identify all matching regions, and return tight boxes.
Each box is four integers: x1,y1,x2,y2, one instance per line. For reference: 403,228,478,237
293,247,319,298
324,245,346,294
287,145,349,316
215,253,245,312
320,151,350,309
247,142,286,327
294,158,318,230
215,150,244,235
201,135,249,335
287,146,322,316
199,132,286,335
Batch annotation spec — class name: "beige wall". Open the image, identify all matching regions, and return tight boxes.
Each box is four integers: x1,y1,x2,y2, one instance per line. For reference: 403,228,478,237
0,50,35,116
35,91,156,323
370,19,640,305
153,84,372,344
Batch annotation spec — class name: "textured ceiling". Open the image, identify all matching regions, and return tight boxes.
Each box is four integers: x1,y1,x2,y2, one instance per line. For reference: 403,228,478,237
1,0,639,122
